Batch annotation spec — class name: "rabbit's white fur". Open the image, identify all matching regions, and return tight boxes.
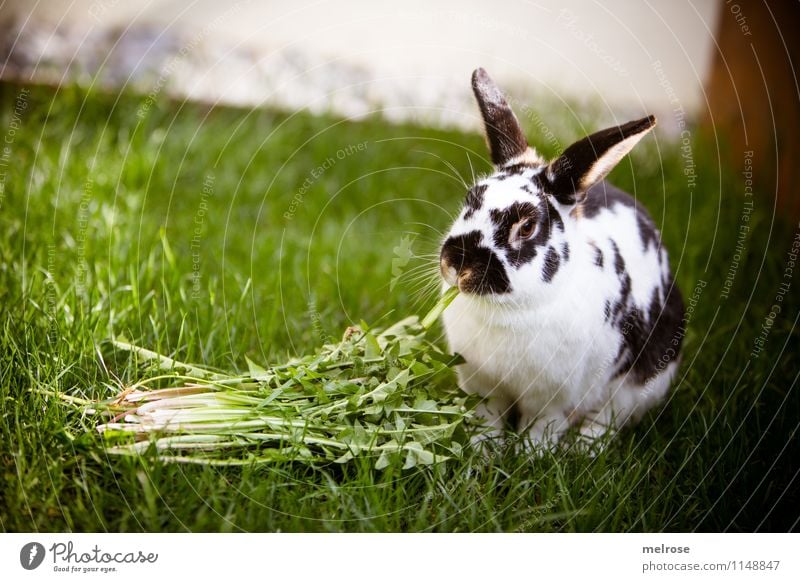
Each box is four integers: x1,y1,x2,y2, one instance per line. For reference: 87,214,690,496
439,69,683,447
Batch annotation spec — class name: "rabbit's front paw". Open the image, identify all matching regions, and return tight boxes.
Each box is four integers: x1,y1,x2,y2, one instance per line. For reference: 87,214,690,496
516,413,570,456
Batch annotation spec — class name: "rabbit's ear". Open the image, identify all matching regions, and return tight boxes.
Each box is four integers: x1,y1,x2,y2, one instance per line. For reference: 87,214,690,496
472,68,529,167
546,116,656,205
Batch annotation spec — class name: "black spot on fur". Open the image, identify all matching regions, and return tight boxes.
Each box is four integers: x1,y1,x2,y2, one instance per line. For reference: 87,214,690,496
647,286,662,324
544,198,565,233
613,279,685,383
530,172,547,192
593,245,604,268
440,230,510,295
604,299,611,321
561,242,570,262
502,163,530,175
619,272,632,302
579,181,636,218
463,184,487,219
609,271,632,323
605,241,633,333
493,164,540,184
605,242,685,383
542,246,561,282
612,307,646,378
611,240,625,275
636,211,659,251
579,182,661,252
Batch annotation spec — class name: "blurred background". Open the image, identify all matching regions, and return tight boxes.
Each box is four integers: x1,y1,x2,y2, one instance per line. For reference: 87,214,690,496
1,0,718,129
2,0,795,215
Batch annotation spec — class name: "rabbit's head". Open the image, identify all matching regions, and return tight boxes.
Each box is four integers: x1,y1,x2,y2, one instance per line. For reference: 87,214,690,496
440,68,656,301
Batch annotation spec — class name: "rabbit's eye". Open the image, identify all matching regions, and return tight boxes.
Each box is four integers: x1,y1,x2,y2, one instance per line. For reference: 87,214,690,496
518,218,537,239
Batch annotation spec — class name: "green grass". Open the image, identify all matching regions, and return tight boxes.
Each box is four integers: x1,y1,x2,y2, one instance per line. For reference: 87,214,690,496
0,81,798,532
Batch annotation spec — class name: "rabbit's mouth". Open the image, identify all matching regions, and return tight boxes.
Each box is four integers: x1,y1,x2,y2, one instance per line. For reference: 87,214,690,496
440,231,511,295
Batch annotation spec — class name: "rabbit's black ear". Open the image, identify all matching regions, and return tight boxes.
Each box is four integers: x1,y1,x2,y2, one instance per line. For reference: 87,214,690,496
546,116,656,205
472,68,529,167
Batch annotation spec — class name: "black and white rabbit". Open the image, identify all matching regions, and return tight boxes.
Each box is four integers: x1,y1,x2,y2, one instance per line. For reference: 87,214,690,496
439,68,684,447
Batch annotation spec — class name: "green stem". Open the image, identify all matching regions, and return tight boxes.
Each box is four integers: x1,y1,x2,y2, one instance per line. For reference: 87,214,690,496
421,286,460,330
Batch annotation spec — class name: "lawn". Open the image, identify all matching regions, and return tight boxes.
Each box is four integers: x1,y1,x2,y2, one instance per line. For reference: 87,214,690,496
1,80,798,532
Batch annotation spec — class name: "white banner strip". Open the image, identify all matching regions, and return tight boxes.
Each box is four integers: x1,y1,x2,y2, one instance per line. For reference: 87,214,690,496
1,533,797,581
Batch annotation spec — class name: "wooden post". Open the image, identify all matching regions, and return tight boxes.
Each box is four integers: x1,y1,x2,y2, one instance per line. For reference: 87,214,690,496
704,0,800,220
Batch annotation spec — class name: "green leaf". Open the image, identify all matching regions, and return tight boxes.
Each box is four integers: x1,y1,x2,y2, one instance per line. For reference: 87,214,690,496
375,449,392,470
246,356,272,382
364,332,382,359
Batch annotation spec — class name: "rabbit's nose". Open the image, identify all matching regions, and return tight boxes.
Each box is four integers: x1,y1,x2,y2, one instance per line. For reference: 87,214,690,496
440,258,458,286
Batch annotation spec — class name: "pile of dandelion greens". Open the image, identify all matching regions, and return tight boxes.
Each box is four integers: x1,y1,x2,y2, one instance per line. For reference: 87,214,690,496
74,287,471,468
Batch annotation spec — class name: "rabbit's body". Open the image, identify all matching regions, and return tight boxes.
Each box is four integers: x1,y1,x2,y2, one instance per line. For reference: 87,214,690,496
439,69,684,446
